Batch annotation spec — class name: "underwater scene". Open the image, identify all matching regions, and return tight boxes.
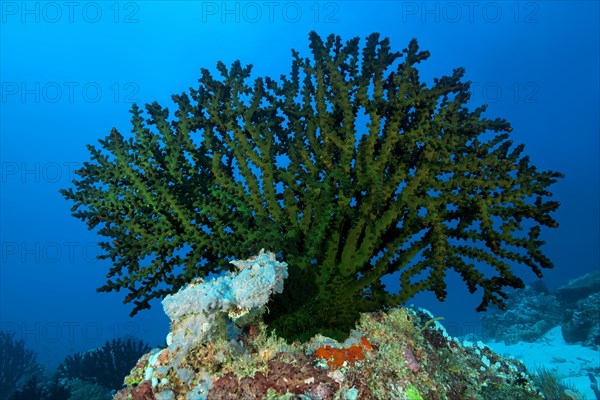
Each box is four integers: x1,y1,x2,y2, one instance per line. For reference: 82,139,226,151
1,1,598,399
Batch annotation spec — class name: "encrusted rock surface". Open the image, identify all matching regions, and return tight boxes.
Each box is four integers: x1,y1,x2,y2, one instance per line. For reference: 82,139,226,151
115,307,542,400
114,252,543,400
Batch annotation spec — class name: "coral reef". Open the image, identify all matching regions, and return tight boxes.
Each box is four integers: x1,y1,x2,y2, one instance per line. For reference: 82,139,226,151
7,376,72,400
555,271,600,305
161,249,288,352
7,375,43,400
561,292,600,347
66,379,112,400
529,367,586,400
3,339,144,400
557,271,600,347
61,31,563,342
40,377,72,400
113,252,543,399
481,272,600,348
116,305,543,399
136,250,288,398
481,283,561,344
57,337,150,391
0,331,43,400
113,380,153,400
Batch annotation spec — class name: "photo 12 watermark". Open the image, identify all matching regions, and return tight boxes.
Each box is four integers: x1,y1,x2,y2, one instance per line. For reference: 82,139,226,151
399,2,540,24
469,81,541,104
1,241,103,265
1,320,144,345
1,1,140,23
200,1,340,23
1,81,139,104
1,161,81,184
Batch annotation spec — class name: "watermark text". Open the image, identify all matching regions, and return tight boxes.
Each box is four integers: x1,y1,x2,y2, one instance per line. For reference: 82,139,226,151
1,1,140,23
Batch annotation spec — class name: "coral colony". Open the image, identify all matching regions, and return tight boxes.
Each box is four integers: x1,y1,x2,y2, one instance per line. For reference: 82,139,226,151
61,31,563,398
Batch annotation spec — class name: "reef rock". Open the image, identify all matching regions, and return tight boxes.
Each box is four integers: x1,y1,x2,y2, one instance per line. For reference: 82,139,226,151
561,292,600,347
555,271,600,306
481,283,561,344
114,252,542,400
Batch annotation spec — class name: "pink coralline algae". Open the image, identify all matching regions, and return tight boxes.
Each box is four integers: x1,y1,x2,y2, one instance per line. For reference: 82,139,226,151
403,345,420,373
114,380,154,400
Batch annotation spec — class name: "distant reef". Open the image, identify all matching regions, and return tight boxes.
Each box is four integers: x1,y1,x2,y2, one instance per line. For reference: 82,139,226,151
481,271,600,348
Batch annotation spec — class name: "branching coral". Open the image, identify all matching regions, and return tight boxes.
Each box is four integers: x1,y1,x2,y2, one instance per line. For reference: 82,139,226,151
6,376,43,400
0,331,43,400
61,31,563,342
56,337,150,391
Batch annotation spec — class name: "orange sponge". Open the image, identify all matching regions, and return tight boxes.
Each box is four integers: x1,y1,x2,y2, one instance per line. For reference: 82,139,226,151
314,337,373,369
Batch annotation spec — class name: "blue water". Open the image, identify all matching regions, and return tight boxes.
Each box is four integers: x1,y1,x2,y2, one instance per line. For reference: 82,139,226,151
1,0,598,388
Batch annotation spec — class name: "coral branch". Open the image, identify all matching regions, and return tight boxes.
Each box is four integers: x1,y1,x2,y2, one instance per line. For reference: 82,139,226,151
0,331,42,400
62,31,563,342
